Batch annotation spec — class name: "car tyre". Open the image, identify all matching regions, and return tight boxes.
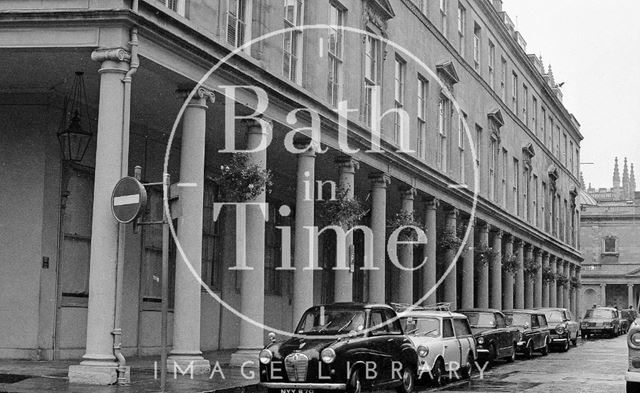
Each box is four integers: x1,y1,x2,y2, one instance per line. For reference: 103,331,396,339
627,381,640,393
395,365,414,393
506,343,516,362
430,358,445,387
571,334,578,346
560,337,570,352
461,353,474,379
347,367,363,393
488,343,498,367
581,331,587,339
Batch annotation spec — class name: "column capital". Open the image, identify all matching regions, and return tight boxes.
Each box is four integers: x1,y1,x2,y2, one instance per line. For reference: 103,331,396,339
491,228,503,238
242,117,273,134
293,136,318,157
534,248,543,258
601,283,607,288
399,185,416,200
91,47,131,64
629,283,635,288
336,155,360,172
513,238,524,248
176,86,216,108
369,171,390,188
423,196,439,210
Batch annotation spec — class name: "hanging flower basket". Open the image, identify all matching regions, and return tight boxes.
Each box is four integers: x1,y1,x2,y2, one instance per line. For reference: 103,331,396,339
473,242,494,270
570,276,581,289
316,186,367,230
438,229,462,251
542,266,555,283
387,210,425,242
215,153,272,202
523,257,541,282
502,253,519,275
556,274,569,288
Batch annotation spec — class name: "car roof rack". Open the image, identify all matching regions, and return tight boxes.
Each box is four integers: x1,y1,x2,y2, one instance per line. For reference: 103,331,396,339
390,302,452,313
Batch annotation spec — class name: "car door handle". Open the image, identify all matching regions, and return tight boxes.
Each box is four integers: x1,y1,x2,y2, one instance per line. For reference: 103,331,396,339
387,338,395,342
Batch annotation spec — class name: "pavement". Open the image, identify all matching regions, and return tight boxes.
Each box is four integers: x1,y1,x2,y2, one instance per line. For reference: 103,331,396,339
0,350,259,393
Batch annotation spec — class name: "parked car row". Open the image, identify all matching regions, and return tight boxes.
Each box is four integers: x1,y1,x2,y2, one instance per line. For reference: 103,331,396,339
258,303,580,393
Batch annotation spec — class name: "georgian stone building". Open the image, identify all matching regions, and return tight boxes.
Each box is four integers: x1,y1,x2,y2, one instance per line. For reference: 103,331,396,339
580,157,640,317
0,0,582,384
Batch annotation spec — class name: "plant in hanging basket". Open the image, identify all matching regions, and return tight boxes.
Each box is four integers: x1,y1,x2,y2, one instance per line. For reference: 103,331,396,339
473,242,494,269
555,274,569,288
570,276,581,289
387,210,426,242
542,266,555,283
523,257,541,282
502,253,519,275
215,153,273,202
316,186,367,230
438,229,462,251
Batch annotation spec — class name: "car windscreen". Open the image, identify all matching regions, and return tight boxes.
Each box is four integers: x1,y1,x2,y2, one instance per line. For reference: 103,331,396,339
584,309,615,319
505,313,530,327
296,307,366,335
461,312,495,328
543,310,564,323
400,317,440,337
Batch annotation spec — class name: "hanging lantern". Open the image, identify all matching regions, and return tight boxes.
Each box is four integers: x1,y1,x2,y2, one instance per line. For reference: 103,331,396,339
57,71,93,162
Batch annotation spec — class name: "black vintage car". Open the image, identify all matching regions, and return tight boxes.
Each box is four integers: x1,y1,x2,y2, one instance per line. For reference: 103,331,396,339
503,310,551,358
621,309,638,334
581,306,621,338
458,309,519,366
259,303,418,393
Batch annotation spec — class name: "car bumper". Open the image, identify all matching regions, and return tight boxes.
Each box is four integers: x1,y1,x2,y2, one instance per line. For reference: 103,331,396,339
582,327,613,333
626,371,640,383
550,337,568,344
476,348,490,360
261,382,347,390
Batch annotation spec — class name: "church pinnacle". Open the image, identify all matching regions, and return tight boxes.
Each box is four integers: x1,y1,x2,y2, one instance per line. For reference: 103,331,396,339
613,157,621,190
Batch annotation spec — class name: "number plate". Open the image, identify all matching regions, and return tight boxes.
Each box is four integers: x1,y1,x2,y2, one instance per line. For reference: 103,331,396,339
280,389,315,393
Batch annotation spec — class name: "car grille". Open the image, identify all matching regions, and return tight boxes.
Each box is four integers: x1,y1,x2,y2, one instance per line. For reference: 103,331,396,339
284,352,309,382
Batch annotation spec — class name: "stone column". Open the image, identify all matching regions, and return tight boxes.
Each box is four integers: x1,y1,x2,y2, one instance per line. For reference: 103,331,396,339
334,156,358,302
443,207,458,309
524,245,534,309
69,48,130,385
576,267,582,317
514,240,525,309
600,283,607,306
396,187,415,304
292,139,316,325
476,223,490,308
549,256,557,307
563,261,570,310
534,249,543,307
230,119,269,365
629,284,635,309
542,252,550,307
490,228,503,310
422,197,438,305
461,219,475,309
368,172,390,303
557,259,564,308
502,235,514,310
168,87,215,373
570,265,577,318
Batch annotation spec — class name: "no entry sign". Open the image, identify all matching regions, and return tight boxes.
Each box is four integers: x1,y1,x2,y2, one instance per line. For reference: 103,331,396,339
111,177,147,224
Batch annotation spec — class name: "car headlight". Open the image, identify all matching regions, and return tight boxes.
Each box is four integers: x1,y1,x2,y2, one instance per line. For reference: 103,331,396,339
555,325,565,335
321,348,336,364
417,345,429,357
259,349,273,365
477,337,484,345
630,332,640,346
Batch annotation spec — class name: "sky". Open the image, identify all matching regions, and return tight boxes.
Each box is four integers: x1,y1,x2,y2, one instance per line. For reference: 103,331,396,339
502,0,640,189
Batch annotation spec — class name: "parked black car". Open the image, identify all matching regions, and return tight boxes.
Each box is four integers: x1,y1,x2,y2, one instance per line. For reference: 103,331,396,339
259,303,418,393
458,309,519,366
503,310,551,358
581,306,621,338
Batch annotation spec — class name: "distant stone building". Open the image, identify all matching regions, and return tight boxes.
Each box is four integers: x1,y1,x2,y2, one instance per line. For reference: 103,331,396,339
580,157,640,317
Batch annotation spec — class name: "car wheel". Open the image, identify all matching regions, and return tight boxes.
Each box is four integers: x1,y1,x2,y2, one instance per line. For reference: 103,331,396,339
560,338,570,352
430,358,445,387
571,334,578,345
540,338,549,356
395,365,414,393
347,367,363,393
581,331,587,339
627,381,640,393
488,343,498,366
506,343,516,362
461,353,474,379
525,341,534,359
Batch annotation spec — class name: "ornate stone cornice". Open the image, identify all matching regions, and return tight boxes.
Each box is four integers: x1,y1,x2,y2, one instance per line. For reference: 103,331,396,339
91,48,131,63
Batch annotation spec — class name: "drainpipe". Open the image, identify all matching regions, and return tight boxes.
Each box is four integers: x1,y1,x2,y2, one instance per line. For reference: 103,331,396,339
113,3,139,383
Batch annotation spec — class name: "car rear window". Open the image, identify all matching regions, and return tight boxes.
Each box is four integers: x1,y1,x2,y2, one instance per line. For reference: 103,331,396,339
461,312,495,328
584,309,615,319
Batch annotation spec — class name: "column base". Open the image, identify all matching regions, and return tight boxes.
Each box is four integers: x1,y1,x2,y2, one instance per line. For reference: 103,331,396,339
68,362,118,385
167,354,211,375
230,348,260,367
